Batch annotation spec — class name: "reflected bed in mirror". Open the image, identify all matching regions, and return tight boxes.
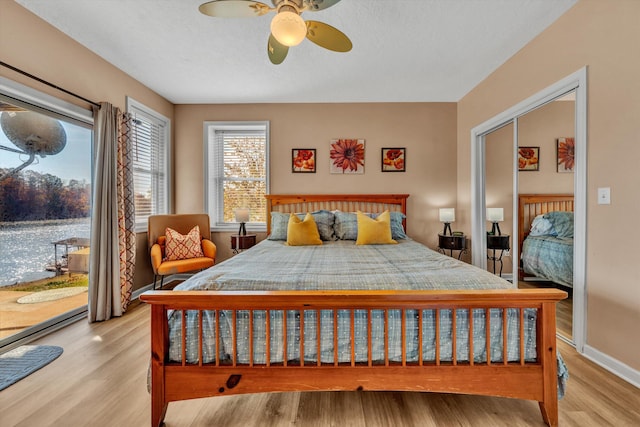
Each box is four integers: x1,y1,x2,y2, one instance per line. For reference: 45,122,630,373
518,194,574,288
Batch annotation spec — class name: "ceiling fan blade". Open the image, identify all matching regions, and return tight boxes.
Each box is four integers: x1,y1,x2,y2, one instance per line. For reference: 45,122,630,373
305,20,352,52
199,0,272,18
303,0,342,12
268,34,289,64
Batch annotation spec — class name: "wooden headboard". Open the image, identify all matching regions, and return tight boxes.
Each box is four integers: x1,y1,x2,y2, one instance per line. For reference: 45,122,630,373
265,194,409,235
518,193,574,253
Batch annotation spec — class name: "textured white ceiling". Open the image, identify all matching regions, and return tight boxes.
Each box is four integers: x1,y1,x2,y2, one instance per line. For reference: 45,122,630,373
15,0,577,104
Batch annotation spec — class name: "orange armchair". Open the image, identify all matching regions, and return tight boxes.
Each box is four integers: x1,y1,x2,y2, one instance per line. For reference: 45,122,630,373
148,214,217,289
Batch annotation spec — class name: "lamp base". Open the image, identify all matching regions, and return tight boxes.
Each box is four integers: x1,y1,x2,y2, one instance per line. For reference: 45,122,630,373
491,222,501,236
443,222,452,236
238,222,246,236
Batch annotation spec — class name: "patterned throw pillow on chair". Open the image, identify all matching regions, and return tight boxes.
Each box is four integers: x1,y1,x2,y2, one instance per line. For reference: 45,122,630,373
164,225,204,261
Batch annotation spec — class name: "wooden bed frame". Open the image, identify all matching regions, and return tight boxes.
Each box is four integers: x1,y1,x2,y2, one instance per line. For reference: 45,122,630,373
518,194,574,280
141,194,567,427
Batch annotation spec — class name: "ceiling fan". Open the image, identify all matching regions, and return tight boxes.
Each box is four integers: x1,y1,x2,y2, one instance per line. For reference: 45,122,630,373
199,0,352,64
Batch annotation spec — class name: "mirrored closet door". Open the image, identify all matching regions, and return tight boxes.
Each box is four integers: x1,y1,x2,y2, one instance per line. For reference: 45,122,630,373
472,68,587,349
515,93,575,341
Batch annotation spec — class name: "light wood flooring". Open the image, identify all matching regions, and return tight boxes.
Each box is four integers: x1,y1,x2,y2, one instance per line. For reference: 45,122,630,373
0,301,638,427
518,280,573,340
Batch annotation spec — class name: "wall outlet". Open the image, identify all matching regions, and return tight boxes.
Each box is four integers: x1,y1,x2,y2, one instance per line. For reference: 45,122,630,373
504,249,511,257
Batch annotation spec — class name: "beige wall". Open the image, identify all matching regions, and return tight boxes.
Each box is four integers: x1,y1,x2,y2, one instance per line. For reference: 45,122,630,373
174,103,459,261
1,1,174,291
458,0,640,370
518,100,575,194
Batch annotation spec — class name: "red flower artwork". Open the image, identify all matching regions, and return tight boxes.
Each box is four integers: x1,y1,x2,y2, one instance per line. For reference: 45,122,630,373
382,148,406,172
557,137,575,172
292,149,315,173
330,139,365,174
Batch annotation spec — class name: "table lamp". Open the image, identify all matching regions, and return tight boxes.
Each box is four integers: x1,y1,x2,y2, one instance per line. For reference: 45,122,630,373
439,208,455,236
234,208,250,236
486,207,504,235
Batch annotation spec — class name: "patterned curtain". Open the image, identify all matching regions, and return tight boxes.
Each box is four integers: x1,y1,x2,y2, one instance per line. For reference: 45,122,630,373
88,102,136,322
117,113,135,311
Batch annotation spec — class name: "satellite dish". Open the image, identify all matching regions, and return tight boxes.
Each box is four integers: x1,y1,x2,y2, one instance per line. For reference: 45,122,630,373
0,111,67,182
1,111,67,156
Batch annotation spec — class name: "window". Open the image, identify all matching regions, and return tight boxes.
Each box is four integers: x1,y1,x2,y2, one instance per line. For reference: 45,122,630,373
204,121,269,231
126,97,170,229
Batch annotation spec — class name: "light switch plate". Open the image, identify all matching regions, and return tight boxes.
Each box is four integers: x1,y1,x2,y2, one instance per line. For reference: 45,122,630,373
597,187,611,205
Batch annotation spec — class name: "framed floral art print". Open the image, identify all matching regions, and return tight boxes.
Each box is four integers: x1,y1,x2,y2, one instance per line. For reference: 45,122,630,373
292,149,316,173
329,138,365,174
381,148,406,172
557,137,575,173
518,146,539,171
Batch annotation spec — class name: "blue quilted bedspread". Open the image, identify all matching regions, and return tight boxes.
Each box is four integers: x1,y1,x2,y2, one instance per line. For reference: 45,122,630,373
167,239,568,397
522,235,573,288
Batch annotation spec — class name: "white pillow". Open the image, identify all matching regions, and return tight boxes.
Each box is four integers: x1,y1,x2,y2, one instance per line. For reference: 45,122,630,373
529,215,557,237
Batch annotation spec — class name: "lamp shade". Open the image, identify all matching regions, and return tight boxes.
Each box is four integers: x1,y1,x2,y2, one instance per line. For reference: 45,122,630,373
271,11,307,46
486,207,504,222
439,208,455,223
234,208,250,223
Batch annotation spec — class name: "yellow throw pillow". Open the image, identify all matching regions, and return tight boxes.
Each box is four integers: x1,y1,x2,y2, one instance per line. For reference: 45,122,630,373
286,213,323,246
355,210,398,245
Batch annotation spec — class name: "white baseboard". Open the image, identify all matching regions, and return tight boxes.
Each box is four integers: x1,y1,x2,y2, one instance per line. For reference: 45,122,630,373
523,276,550,282
582,344,640,389
132,283,154,300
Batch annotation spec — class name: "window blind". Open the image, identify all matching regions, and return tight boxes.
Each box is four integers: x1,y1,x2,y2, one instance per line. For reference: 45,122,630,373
131,113,167,223
207,126,267,226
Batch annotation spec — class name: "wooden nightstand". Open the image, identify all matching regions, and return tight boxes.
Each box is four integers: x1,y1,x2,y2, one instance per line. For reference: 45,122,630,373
487,234,510,276
438,233,466,260
231,234,256,254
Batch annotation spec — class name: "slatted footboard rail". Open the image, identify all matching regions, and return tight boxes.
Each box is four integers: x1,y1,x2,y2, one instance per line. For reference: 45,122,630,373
140,288,567,427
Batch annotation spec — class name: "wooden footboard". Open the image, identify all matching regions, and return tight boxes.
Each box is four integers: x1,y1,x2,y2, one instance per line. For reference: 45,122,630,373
140,289,567,427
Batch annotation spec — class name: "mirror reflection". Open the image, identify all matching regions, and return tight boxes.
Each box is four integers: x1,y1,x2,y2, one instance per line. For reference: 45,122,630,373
516,92,575,341
483,92,575,341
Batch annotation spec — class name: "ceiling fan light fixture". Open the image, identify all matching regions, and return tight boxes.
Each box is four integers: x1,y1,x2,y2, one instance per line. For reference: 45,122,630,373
271,11,307,47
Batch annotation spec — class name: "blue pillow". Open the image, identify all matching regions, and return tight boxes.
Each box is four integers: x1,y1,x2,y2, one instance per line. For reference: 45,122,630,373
268,212,290,240
333,211,407,240
529,215,557,237
333,211,358,240
543,211,573,238
310,210,336,241
268,210,336,241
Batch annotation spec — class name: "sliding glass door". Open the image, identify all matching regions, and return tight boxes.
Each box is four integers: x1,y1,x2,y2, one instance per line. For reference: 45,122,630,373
0,78,93,349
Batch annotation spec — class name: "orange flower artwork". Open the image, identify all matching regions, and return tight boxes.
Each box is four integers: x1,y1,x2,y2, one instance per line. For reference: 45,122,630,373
330,139,365,174
381,148,406,172
517,146,539,171
557,137,575,173
292,149,316,173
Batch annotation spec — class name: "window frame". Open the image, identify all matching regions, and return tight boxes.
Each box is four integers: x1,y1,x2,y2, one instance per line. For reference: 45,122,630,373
203,121,270,233
126,97,171,232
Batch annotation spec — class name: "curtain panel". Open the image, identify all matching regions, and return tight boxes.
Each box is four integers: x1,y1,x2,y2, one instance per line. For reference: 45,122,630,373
89,102,135,322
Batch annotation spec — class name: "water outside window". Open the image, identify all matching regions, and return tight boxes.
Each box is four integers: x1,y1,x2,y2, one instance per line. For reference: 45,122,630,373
0,101,92,341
